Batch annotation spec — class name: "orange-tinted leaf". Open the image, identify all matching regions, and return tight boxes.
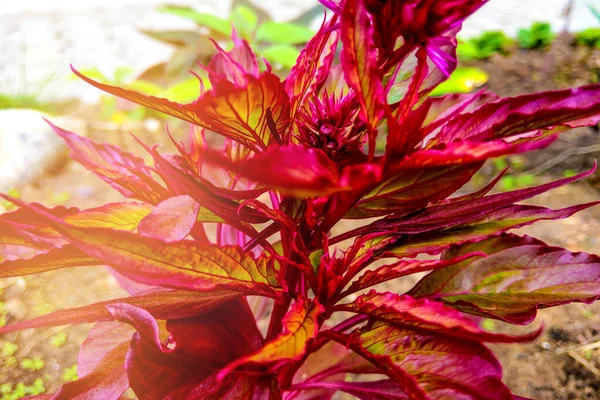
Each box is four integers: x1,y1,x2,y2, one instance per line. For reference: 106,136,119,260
189,72,291,150
71,66,205,126
219,298,323,377
1,197,280,297
65,202,153,231
0,245,100,278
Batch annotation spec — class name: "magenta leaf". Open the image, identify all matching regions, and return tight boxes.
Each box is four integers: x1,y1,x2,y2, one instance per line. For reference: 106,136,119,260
410,234,600,324
138,195,201,242
50,321,132,400
336,291,540,343
329,320,513,400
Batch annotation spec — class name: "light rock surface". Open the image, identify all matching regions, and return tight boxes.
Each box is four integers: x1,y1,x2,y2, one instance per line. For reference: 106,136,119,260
0,109,68,191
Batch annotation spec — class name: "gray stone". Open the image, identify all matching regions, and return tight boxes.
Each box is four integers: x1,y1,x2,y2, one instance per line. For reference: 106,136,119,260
0,109,68,192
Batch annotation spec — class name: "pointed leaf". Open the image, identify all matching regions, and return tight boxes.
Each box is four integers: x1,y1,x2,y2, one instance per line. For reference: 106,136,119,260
286,18,339,129
434,85,600,144
51,321,131,400
340,0,385,132
295,379,410,400
190,72,290,150
345,253,482,295
400,136,556,169
383,202,599,260
0,200,280,297
294,379,408,400
331,321,513,400
219,298,323,377
365,167,597,235
138,195,201,242
410,234,600,324
65,202,153,231
204,145,344,196
0,245,101,279
71,66,207,127
337,291,540,343
0,288,244,333
49,119,169,204
347,164,481,218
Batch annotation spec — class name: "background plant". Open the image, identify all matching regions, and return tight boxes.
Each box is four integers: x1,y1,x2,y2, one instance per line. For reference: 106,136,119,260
1,0,600,399
517,21,555,49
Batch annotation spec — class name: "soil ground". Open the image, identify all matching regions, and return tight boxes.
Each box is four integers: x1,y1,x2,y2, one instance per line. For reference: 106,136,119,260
1,34,600,399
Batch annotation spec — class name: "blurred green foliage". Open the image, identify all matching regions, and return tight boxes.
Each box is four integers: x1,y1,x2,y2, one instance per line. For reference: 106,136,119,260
517,22,554,49
144,1,323,77
430,67,489,96
575,28,600,48
457,31,513,60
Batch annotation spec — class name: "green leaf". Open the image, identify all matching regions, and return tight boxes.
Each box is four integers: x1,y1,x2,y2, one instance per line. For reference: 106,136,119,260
430,67,489,96
231,5,258,39
262,45,301,69
517,22,554,49
256,22,314,45
587,3,600,24
156,6,232,37
161,77,203,103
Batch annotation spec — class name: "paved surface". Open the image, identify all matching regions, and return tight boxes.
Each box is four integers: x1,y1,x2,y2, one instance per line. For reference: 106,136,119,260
1,0,599,101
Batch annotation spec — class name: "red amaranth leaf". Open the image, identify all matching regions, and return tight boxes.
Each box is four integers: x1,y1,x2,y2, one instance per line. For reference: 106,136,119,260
0,245,101,279
65,202,153,230
344,253,482,295
353,167,597,236
400,135,557,168
336,291,540,343
50,321,132,400
149,148,267,226
286,17,339,132
329,321,513,400
347,163,481,218
294,379,408,400
138,195,201,242
48,120,169,204
71,66,206,125
433,85,600,144
0,202,151,263
219,298,324,378
382,202,599,259
0,288,244,333
340,0,385,150
203,145,344,197
0,198,280,296
112,301,279,399
410,234,600,324
190,72,291,150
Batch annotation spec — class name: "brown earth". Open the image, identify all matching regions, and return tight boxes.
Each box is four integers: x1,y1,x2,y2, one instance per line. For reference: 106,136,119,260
1,34,600,399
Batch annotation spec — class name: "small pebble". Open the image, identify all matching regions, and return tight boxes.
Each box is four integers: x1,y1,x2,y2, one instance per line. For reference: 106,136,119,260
541,341,551,350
